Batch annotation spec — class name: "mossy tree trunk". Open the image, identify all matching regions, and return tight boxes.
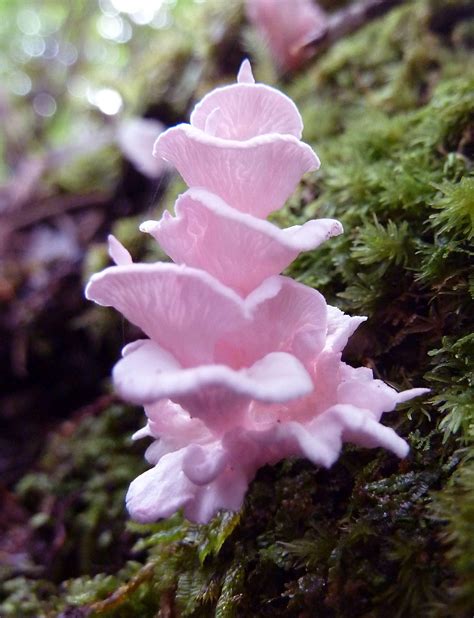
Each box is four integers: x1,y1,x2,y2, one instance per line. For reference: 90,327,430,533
1,1,473,616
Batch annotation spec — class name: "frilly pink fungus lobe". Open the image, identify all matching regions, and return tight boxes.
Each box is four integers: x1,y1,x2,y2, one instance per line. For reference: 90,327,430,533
86,61,428,524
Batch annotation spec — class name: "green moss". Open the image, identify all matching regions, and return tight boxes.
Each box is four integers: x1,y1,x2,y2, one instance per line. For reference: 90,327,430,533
430,177,474,240
15,404,146,579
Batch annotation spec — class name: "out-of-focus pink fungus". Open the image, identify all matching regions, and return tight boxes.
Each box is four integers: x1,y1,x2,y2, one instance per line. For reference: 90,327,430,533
245,0,328,72
86,60,428,524
117,117,167,178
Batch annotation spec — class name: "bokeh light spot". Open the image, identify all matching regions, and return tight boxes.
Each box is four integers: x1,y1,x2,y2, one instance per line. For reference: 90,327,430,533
89,88,123,115
22,35,46,58
9,71,32,96
17,9,41,36
97,14,123,40
33,93,57,117
58,42,78,66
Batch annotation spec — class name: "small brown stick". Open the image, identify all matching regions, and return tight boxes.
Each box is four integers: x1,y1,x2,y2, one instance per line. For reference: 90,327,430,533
0,191,111,231
88,561,158,614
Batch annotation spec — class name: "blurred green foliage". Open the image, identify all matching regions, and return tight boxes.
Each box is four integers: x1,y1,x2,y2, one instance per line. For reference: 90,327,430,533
0,0,243,191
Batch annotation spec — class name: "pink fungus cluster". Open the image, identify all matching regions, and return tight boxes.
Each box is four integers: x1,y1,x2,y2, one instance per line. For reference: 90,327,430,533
86,61,427,524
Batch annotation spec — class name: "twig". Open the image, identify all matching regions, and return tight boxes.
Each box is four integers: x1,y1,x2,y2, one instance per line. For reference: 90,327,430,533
0,191,110,231
302,0,406,58
88,561,158,614
0,130,113,214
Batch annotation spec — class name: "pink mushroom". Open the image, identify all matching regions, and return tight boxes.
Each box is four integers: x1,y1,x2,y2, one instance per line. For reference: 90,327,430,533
86,60,427,523
245,0,328,71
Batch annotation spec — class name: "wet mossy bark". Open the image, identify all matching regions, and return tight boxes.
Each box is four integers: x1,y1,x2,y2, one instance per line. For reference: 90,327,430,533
1,1,473,616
